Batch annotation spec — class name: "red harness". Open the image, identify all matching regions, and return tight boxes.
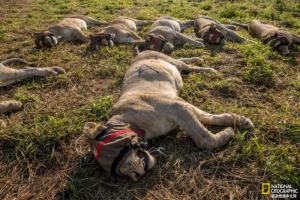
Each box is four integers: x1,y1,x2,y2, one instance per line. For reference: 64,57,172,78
152,35,164,50
95,129,146,159
209,30,220,44
94,32,106,37
35,31,51,47
90,32,106,47
270,35,285,43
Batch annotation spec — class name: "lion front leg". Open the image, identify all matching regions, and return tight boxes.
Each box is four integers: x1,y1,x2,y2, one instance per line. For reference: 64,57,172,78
72,29,90,44
174,32,204,47
0,100,22,114
169,101,236,149
0,66,65,86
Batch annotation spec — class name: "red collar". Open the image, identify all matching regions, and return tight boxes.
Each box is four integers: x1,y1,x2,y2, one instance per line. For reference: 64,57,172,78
35,31,50,44
271,35,285,43
152,35,163,50
209,30,220,44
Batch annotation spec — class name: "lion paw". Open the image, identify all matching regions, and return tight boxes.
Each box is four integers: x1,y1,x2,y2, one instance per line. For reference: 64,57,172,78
247,39,256,44
207,68,218,73
51,67,66,75
0,100,22,114
190,57,204,63
0,120,7,128
238,116,254,129
38,67,66,77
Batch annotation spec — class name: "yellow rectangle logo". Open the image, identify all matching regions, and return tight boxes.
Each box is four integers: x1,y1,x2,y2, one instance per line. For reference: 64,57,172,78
262,183,270,194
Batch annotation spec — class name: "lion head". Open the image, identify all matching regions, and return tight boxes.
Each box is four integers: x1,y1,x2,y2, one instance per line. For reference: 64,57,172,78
199,23,226,46
262,33,290,55
83,121,156,181
144,33,174,54
35,31,58,48
89,33,115,49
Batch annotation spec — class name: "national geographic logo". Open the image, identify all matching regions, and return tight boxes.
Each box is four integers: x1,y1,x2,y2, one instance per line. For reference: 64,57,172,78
262,183,270,194
262,183,299,199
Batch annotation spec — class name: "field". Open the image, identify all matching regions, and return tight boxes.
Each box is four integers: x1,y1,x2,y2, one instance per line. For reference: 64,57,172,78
0,0,300,199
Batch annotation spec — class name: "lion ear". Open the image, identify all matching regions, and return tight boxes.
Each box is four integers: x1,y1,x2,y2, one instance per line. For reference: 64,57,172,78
83,122,106,140
210,23,216,31
144,34,154,42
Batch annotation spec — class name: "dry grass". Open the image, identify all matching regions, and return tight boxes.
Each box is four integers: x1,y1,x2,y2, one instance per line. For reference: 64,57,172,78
0,0,300,199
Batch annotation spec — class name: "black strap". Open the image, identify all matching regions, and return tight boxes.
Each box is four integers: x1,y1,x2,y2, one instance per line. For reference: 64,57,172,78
111,144,148,174
94,129,108,140
262,34,278,44
111,146,130,174
35,31,56,48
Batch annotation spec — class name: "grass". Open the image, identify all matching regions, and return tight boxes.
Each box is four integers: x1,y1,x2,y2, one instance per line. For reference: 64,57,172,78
0,0,300,199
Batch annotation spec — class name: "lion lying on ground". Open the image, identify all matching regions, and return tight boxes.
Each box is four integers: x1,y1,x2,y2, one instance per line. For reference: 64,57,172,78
0,58,65,127
35,15,108,48
194,16,255,45
82,50,253,181
231,20,300,54
137,17,204,54
90,16,153,49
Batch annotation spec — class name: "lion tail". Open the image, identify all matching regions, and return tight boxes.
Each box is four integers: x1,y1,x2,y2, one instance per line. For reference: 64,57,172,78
1,58,30,65
229,21,249,30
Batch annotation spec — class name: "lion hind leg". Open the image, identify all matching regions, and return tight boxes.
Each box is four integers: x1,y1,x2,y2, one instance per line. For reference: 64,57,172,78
72,29,90,44
0,65,65,86
180,20,194,31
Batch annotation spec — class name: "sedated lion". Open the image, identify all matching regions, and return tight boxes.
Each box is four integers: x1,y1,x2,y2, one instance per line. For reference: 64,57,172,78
194,16,255,45
82,50,253,181
137,17,204,54
34,15,108,48
231,20,300,54
89,16,153,49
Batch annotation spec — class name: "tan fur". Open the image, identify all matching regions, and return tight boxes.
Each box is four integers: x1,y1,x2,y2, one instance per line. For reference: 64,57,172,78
84,50,253,180
143,17,204,53
0,58,65,121
95,16,154,47
232,20,300,54
195,16,255,44
38,15,108,47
